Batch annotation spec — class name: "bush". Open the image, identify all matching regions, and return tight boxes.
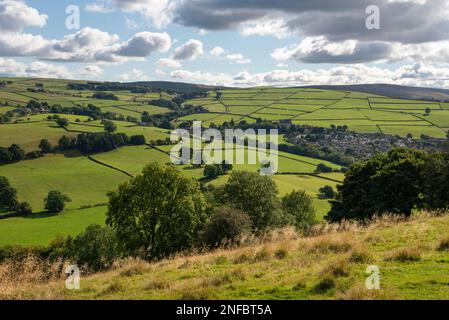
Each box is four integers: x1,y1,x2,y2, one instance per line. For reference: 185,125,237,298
44,190,71,213
71,224,120,272
281,190,316,231
130,135,146,145
316,163,333,173
16,202,32,216
200,206,252,248
39,139,53,153
318,185,336,199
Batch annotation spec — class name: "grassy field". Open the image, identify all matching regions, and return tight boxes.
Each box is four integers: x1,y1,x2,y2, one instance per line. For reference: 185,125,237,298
185,88,449,138
9,212,449,300
0,206,107,246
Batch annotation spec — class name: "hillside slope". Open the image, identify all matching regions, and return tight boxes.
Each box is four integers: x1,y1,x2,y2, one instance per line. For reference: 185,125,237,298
5,212,449,300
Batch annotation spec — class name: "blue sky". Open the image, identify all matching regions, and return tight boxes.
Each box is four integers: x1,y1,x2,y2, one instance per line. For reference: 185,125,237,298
1,0,449,88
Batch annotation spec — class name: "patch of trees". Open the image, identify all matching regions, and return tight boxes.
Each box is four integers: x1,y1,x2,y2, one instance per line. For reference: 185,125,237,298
0,144,26,164
24,100,128,122
57,132,146,153
0,176,33,216
141,104,208,129
91,92,119,101
327,148,449,222
203,162,233,179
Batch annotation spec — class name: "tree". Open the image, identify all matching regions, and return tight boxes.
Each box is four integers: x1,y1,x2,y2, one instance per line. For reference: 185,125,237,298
58,135,74,150
103,120,117,133
56,118,69,128
420,153,449,210
223,171,281,231
326,148,427,222
281,190,316,231
71,225,120,272
425,108,431,115
106,163,209,260
16,202,32,216
44,190,71,213
130,135,145,145
316,163,333,173
8,144,25,162
39,139,53,154
200,206,252,248
204,164,223,179
318,185,336,199
0,176,17,210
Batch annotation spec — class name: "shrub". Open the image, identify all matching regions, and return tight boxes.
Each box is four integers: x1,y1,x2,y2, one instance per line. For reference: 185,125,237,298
44,190,71,213
71,225,120,272
316,163,333,173
200,206,252,248
318,185,336,199
16,202,32,216
281,190,316,231
312,276,335,294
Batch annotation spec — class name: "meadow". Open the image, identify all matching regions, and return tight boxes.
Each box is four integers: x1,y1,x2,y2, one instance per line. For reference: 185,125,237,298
5,211,449,300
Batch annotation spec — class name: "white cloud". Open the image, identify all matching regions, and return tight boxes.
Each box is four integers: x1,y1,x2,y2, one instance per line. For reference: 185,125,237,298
0,0,48,32
210,46,225,57
116,31,171,57
271,37,392,64
85,1,113,13
240,18,290,39
226,53,251,64
0,58,73,79
156,58,182,68
172,39,204,60
118,68,150,81
111,0,172,28
167,63,449,89
78,65,103,78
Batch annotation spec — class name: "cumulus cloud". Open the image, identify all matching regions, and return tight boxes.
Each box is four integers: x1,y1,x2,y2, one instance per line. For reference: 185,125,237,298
272,37,392,64
167,63,449,88
0,27,172,63
239,18,290,39
210,46,225,57
0,58,73,78
172,39,204,60
173,0,449,44
78,65,103,78
87,0,172,28
156,58,182,68
226,53,251,64
0,0,48,32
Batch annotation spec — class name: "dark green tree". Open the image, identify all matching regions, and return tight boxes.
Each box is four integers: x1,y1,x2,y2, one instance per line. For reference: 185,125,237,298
103,120,117,133
0,176,17,210
56,118,69,128
318,185,336,199
326,148,427,222
8,144,25,162
39,139,53,154
44,190,71,213
107,162,208,260
16,202,32,216
420,152,449,210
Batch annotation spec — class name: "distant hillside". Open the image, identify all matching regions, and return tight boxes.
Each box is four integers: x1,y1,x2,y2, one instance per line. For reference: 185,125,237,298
303,84,449,101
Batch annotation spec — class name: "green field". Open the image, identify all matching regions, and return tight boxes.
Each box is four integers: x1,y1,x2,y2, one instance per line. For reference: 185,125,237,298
185,87,449,138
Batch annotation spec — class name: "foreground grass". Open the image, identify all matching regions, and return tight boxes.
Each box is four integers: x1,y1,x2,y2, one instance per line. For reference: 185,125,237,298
4,212,449,300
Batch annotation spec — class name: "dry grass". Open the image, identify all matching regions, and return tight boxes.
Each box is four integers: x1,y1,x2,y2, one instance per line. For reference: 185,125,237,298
2,211,449,300
384,247,422,262
437,237,449,252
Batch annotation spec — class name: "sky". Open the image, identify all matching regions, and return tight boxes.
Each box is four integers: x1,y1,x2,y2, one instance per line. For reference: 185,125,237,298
1,0,449,88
